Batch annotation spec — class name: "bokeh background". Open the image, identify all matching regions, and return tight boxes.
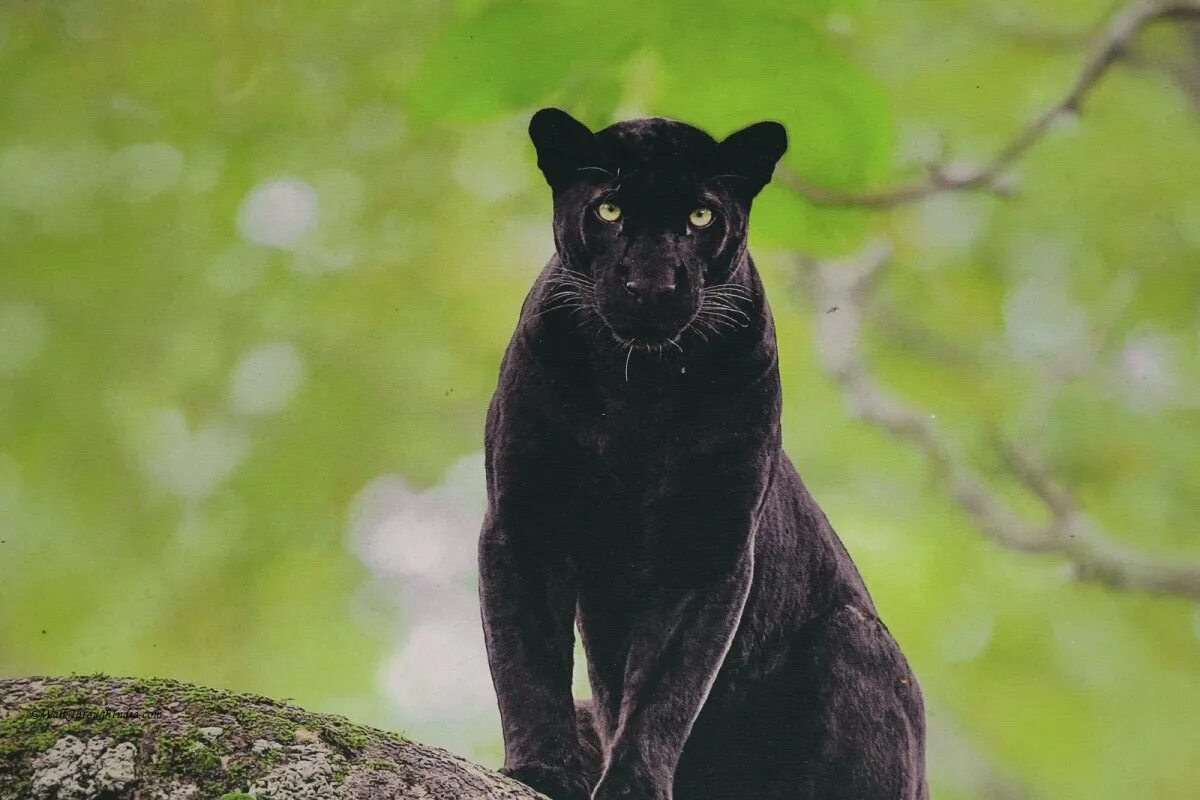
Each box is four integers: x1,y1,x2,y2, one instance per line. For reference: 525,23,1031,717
2,1,1200,798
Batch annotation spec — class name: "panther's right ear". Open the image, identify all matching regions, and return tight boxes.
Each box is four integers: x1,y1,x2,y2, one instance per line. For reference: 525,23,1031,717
529,107,596,191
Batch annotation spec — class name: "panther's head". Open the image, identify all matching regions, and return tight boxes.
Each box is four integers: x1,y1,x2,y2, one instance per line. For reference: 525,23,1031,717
529,107,787,347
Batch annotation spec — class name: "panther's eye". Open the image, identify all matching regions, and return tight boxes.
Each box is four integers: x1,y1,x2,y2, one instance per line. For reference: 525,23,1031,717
689,207,714,228
596,202,622,223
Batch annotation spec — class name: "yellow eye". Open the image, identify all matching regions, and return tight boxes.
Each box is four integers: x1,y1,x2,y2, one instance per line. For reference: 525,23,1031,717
597,202,622,222
690,207,714,227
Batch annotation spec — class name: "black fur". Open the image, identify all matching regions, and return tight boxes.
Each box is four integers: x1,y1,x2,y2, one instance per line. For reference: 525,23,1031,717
479,108,927,800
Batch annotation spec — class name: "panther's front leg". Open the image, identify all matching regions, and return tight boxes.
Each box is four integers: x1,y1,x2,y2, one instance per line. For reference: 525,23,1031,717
591,452,770,800
479,405,594,800
479,501,591,800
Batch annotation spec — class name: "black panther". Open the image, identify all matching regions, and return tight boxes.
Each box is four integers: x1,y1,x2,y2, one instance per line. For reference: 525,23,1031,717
478,107,927,800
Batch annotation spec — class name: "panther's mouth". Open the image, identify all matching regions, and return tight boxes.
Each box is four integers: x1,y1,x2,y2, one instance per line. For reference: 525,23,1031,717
608,328,687,353
605,328,688,382
598,288,748,353
598,312,691,352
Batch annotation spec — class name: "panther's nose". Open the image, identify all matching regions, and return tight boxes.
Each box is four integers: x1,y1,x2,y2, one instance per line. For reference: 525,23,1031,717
624,279,677,303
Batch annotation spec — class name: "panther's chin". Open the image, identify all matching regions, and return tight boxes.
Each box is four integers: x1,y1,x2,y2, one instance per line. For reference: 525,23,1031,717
597,308,695,348
600,317,688,349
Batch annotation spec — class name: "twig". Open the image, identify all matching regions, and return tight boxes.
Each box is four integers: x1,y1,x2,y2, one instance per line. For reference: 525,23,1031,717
779,0,1200,208
796,239,1200,599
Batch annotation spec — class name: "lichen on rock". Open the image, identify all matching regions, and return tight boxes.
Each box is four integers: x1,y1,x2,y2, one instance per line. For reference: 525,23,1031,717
30,735,137,800
1,675,543,800
247,742,342,799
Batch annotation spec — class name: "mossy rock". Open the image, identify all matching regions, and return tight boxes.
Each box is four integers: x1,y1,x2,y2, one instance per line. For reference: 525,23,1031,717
0,675,542,800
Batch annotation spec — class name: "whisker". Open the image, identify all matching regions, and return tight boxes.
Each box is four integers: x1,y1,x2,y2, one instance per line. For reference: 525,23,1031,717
705,310,750,328
547,279,592,293
702,297,749,313
576,166,616,180
698,309,741,326
546,293,587,305
699,319,737,334
704,282,751,294
531,301,587,320
683,317,714,340
702,293,749,305
703,286,752,301
552,269,594,282
701,298,751,322
701,309,742,327
702,292,751,306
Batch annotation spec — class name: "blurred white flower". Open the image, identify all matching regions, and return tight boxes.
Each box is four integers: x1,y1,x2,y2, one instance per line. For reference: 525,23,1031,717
914,193,985,256
1004,235,1075,278
108,143,184,202
1117,333,1181,412
0,303,48,376
349,452,494,738
1003,273,1089,358
349,452,484,584
378,612,497,722
237,177,319,249
229,340,305,416
138,408,248,500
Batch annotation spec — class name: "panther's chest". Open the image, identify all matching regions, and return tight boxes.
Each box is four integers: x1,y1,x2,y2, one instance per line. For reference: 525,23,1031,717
580,392,701,477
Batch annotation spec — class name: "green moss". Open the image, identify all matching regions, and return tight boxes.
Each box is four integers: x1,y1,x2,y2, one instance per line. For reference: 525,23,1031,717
231,705,298,745
0,684,145,800
321,716,370,753
130,678,299,746
0,697,140,758
0,711,59,758
257,745,283,766
364,757,406,773
152,731,223,780
1,677,424,799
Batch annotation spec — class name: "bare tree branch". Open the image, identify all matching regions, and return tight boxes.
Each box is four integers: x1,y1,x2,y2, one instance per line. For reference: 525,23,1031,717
796,239,1200,599
779,0,1200,208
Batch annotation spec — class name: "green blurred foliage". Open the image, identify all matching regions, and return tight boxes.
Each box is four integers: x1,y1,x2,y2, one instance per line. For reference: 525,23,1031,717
1,1,1199,797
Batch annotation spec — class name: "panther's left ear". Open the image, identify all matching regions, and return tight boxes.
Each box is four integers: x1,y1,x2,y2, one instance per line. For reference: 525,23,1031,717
529,107,597,192
716,120,788,199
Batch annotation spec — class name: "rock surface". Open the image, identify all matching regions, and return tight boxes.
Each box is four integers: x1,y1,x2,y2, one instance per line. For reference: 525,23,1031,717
0,675,542,800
